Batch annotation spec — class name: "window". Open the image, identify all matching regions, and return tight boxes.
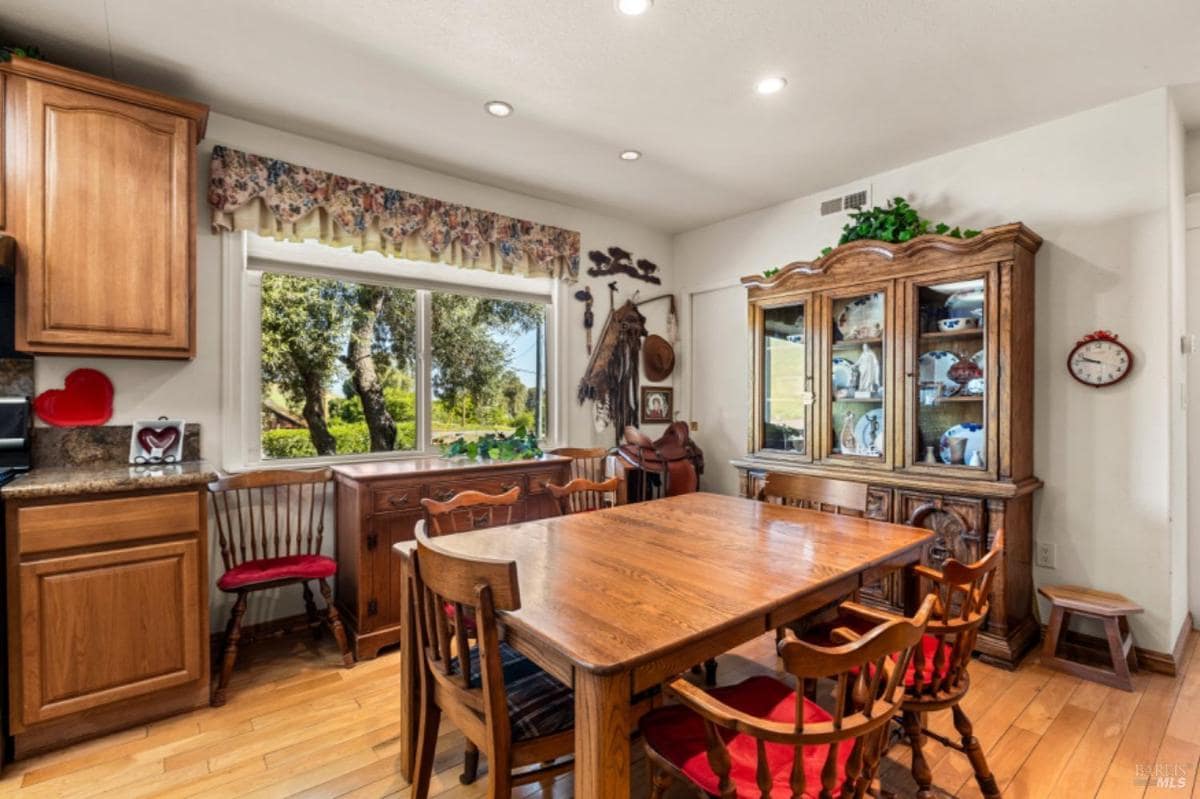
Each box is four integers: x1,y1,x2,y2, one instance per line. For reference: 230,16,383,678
223,234,558,469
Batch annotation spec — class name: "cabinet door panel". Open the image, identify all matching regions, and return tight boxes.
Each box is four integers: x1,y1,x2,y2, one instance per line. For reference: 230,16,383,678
17,539,201,726
380,511,423,629
897,491,985,568
7,76,193,356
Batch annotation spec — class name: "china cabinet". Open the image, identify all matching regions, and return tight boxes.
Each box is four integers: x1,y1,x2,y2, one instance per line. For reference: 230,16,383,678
736,223,1042,667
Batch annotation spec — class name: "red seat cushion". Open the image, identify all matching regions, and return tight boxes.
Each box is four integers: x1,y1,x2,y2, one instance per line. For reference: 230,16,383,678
803,620,955,690
217,554,337,591
640,676,854,798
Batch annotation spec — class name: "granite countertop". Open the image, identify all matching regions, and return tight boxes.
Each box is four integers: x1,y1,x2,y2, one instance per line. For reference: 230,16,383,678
1,460,219,500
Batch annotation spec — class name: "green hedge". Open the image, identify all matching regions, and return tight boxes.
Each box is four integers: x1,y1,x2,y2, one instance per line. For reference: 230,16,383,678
262,422,416,459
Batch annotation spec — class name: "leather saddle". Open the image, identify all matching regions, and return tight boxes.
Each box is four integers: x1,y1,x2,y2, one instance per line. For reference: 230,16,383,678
617,422,704,496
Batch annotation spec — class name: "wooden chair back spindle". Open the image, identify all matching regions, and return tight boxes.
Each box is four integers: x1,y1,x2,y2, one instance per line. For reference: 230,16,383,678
762,472,868,517
546,476,622,515
208,468,333,571
654,595,935,798
549,447,623,507
421,486,522,535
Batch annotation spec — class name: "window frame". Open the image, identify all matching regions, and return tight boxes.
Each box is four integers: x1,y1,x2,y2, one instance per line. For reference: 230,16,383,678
220,232,564,472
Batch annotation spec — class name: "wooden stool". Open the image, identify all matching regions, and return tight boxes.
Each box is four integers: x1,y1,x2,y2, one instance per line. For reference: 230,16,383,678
1039,585,1143,691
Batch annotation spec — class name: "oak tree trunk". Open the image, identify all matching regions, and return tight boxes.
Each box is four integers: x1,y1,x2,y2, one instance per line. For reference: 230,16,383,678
348,288,397,452
300,369,337,455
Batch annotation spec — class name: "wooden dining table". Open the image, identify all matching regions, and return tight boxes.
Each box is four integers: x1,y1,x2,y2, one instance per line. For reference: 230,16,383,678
391,491,934,798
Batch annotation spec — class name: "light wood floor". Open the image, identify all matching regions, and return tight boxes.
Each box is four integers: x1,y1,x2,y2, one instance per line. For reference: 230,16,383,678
1,630,1196,798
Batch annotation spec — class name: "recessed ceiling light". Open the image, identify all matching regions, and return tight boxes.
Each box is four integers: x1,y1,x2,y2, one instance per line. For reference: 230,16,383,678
615,0,652,15
755,76,788,95
619,150,642,161
484,100,513,117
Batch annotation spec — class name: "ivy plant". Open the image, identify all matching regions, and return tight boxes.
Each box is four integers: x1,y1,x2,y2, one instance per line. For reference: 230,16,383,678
0,45,44,63
821,197,980,257
438,426,542,462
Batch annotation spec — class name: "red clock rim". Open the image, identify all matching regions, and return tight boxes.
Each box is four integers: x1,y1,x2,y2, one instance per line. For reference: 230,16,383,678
1067,337,1133,388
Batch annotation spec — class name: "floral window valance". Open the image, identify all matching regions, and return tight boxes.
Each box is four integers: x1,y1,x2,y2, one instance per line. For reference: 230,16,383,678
208,145,580,280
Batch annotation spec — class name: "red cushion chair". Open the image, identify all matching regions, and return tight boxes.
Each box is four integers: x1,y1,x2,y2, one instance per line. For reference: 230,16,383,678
640,596,936,799
217,554,337,591
209,468,353,707
641,676,854,796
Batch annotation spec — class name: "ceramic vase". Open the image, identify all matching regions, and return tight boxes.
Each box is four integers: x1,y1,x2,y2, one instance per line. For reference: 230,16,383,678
946,436,968,465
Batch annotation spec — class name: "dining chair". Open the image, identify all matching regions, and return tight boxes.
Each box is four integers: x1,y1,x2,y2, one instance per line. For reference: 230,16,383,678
640,594,936,798
410,519,576,796
760,471,868,516
546,476,622,515
805,530,1006,799
549,446,626,505
208,468,353,707
420,485,521,534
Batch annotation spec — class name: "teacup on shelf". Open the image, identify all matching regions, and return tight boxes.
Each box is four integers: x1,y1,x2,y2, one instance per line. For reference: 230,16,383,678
938,317,980,333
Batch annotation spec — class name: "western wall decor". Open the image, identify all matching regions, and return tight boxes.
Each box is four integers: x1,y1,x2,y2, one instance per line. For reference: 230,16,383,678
586,246,662,284
208,145,581,280
573,286,595,354
33,368,114,427
1067,330,1132,387
642,334,675,381
577,299,647,444
129,418,186,464
640,386,673,423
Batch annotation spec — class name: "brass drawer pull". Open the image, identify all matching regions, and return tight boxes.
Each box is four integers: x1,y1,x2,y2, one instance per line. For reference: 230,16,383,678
387,493,410,507
434,488,455,502
500,481,519,492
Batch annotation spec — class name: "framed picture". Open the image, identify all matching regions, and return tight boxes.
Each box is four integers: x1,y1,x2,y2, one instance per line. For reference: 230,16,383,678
640,386,673,423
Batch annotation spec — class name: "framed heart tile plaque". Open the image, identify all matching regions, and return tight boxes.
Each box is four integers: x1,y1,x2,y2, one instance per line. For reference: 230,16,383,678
129,417,186,464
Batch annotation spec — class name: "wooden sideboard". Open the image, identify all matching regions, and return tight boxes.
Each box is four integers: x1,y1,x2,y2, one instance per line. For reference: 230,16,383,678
4,486,210,757
332,455,571,659
0,58,207,358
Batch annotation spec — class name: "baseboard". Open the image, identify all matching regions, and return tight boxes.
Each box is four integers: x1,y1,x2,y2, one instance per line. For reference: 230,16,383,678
208,612,314,658
1039,611,1192,677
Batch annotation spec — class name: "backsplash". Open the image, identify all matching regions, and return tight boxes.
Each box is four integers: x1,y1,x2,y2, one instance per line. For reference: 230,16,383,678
32,424,201,468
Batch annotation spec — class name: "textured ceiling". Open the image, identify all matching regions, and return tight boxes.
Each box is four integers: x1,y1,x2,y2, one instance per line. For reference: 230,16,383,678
3,0,1200,232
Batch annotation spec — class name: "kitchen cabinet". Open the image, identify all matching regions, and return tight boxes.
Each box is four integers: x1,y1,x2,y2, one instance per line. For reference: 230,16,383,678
5,488,210,756
0,58,208,358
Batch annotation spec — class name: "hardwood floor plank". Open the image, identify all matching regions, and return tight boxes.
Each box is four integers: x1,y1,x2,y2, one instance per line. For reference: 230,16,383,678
0,630,1194,798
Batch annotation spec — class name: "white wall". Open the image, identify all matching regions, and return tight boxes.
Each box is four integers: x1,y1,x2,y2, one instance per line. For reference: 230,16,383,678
674,90,1186,653
1186,130,1200,194
33,112,676,628
1167,96,1191,646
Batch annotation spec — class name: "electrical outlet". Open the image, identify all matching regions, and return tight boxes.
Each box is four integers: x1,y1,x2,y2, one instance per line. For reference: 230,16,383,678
1035,541,1056,569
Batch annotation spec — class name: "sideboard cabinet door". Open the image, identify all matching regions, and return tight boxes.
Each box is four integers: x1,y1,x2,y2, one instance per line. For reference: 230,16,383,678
16,539,203,727
3,67,203,358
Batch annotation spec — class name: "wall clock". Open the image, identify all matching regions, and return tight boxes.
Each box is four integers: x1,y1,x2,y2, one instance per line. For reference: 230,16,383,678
1067,330,1132,387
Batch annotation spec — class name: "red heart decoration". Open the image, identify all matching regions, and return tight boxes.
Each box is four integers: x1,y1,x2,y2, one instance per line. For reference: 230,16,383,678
34,368,114,427
138,426,179,453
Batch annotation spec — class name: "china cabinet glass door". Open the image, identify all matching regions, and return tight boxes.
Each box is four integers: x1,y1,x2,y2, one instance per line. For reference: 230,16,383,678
904,269,998,477
755,298,812,459
824,285,891,465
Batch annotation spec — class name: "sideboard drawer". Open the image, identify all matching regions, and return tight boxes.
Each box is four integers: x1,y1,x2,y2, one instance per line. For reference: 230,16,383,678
525,469,565,494
371,483,422,514
427,474,525,503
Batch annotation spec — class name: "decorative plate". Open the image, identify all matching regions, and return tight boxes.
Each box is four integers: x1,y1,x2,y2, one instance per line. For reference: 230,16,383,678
945,287,985,320
919,350,959,394
940,422,984,465
853,408,885,456
832,356,854,392
971,349,985,369
33,368,114,427
836,293,884,341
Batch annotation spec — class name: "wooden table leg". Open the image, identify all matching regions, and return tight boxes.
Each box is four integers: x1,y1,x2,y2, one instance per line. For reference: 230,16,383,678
903,555,923,616
574,669,633,799
398,555,419,782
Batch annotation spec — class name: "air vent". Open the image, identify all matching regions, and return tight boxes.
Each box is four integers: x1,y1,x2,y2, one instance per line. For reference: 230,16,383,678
843,190,868,210
820,197,843,216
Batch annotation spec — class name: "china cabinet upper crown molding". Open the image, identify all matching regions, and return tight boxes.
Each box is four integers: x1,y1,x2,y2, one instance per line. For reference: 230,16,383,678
1,59,209,359
737,222,1043,668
